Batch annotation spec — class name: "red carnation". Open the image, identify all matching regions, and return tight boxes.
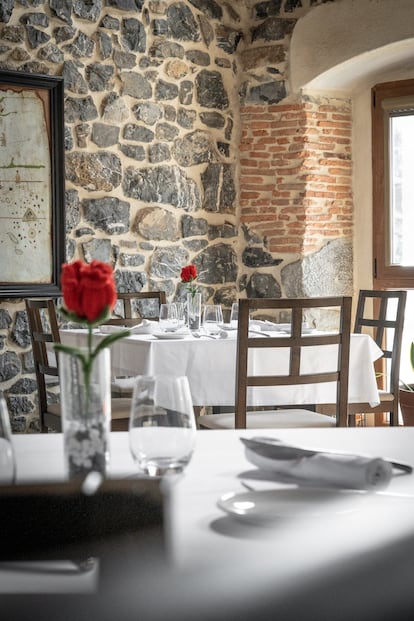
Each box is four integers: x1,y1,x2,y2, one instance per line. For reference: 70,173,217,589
180,265,197,283
61,260,117,323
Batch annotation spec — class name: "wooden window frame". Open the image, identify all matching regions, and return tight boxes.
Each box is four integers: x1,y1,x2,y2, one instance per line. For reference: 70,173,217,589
372,79,414,288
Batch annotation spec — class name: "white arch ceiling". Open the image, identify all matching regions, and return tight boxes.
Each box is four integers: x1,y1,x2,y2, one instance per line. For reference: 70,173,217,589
289,0,414,94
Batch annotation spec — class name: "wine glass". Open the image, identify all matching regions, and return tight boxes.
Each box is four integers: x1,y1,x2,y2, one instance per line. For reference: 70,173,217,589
0,392,16,484
159,303,178,332
129,375,196,477
203,305,223,335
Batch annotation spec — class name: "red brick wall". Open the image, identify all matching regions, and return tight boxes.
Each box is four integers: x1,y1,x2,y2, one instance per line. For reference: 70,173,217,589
239,100,353,255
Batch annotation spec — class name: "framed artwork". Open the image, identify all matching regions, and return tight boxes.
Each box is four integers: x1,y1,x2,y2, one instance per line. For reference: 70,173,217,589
0,70,65,298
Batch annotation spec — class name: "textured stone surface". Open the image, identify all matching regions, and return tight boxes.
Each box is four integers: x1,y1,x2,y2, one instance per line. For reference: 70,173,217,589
150,246,188,279
193,243,238,284
11,311,30,348
182,214,208,237
66,152,122,191
173,130,215,166
244,272,282,298
83,197,130,234
282,239,353,297
242,247,282,267
134,206,180,241
0,351,21,382
195,70,229,109
123,165,201,210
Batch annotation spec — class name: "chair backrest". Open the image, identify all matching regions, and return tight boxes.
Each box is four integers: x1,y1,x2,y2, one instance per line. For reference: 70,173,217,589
353,290,407,398
235,296,352,428
25,298,60,431
104,291,167,326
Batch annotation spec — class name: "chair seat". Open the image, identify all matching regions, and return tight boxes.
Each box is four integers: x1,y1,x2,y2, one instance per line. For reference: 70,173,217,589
198,409,336,429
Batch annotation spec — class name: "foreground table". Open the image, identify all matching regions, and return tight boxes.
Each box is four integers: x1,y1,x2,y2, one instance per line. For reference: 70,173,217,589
61,330,383,407
4,428,414,620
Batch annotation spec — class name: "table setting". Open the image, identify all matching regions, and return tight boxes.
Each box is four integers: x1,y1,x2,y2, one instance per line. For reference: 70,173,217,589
4,401,414,620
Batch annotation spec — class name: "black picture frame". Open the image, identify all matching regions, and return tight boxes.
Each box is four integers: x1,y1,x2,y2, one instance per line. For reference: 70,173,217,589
0,70,65,298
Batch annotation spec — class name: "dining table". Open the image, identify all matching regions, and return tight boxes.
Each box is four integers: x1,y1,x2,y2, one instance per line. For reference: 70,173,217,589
3,427,414,620
60,328,383,408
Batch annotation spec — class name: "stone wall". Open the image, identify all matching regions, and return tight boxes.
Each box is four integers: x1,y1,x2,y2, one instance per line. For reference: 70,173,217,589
0,0,348,431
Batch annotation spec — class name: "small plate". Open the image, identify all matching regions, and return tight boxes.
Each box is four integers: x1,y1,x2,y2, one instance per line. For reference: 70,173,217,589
219,323,237,331
153,332,188,340
217,488,366,523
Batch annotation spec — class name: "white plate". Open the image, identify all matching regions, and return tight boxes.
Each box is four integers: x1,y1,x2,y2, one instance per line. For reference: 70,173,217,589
219,323,237,331
217,488,367,523
153,332,189,340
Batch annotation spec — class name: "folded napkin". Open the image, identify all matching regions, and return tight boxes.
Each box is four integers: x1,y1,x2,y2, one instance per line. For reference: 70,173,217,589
249,320,310,332
249,320,284,331
99,319,156,335
241,437,396,490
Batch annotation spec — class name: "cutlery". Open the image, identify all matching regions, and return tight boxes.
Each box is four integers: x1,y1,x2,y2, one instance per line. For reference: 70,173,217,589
192,332,221,339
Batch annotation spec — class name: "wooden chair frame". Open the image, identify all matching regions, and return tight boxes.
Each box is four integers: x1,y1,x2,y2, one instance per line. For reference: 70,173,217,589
25,298,61,432
347,289,406,426
25,298,132,433
104,291,167,326
234,296,352,429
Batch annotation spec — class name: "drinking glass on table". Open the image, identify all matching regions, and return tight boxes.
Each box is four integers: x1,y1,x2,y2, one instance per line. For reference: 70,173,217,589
129,375,196,477
230,302,239,328
159,303,178,332
203,304,223,335
174,302,186,329
0,392,16,484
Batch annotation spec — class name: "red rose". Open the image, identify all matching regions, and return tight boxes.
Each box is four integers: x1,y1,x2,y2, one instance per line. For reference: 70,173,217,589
180,265,197,283
61,260,117,322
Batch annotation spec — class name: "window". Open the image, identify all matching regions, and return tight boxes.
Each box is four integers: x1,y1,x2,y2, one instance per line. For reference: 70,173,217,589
372,79,414,287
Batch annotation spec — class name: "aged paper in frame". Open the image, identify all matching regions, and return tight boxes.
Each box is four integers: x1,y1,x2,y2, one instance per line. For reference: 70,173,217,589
0,71,65,298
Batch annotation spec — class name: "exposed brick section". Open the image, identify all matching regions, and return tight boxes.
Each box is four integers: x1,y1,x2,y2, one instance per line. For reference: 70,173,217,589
240,100,353,254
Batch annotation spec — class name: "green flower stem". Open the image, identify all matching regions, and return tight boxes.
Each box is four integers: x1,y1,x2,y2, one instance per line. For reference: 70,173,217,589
54,305,130,419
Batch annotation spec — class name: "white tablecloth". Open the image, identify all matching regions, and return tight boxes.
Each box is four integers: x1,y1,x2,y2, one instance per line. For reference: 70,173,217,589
4,429,414,620
61,330,383,407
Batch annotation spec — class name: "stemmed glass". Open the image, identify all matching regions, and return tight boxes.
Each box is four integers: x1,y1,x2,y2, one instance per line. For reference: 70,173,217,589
129,375,196,477
203,305,223,335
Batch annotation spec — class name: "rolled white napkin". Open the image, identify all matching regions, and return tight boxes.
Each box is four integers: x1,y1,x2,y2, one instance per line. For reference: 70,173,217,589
241,436,394,490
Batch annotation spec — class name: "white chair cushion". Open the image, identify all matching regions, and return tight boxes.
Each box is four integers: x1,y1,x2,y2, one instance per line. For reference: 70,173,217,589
198,409,336,429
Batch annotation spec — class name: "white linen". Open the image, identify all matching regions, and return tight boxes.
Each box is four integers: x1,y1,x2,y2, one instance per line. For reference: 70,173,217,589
5,428,414,608
242,436,393,490
61,330,382,408
99,319,157,335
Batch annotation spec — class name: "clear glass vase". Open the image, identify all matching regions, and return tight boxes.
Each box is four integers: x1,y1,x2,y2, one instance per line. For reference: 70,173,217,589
187,292,201,331
59,348,111,481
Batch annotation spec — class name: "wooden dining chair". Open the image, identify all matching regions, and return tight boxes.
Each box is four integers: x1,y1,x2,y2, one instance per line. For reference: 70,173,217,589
102,291,167,397
347,289,407,426
103,291,167,326
198,296,352,429
25,298,132,433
